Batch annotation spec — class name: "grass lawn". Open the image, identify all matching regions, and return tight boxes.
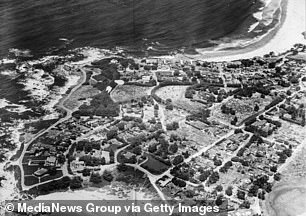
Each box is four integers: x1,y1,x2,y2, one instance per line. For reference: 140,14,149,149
40,170,63,183
141,155,170,175
23,165,42,176
22,154,47,163
111,85,151,103
24,175,39,186
155,85,204,112
63,85,100,110
24,119,59,134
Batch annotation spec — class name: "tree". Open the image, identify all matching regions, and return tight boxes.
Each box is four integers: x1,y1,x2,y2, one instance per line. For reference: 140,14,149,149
248,185,259,197
185,90,194,99
117,122,125,131
278,152,287,164
275,66,282,73
102,170,114,182
106,128,118,140
268,62,276,68
172,155,184,166
57,154,66,164
215,195,223,206
254,104,259,112
182,151,190,159
133,146,142,155
172,177,186,188
48,167,57,176
240,200,250,209
215,185,223,192
149,118,157,124
270,165,277,173
289,76,299,84
70,176,83,189
110,149,115,158
138,122,147,130
213,158,222,167
286,90,292,96
170,133,181,142
117,163,128,172
231,116,238,125
169,143,179,154
258,190,266,200
172,121,179,129
274,173,281,181
191,77,197,83
90,173,102,184
225,186,233,196
208,171,219,185
234,129,243,134
166,122,179,130
82,168,91,177
199,170,211,182
237,190,245,200
166,98,172,103
148,144,157,153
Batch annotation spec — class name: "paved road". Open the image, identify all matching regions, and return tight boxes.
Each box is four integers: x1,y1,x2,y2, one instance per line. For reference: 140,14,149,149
18,68,86,191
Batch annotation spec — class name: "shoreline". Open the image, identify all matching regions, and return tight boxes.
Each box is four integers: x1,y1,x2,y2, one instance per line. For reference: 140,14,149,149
175,0,305,62
0,0,303,64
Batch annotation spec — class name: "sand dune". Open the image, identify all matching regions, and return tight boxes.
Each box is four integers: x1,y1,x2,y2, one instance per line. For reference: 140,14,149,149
265,179,306,216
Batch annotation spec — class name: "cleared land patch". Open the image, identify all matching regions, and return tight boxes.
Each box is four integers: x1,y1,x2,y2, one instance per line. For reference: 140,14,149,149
155,86,204,112
110,85,152,103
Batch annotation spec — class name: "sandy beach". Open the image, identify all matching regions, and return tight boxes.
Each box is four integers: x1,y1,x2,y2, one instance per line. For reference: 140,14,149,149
264,179,306,216
181,0,305,62
36,186,157,201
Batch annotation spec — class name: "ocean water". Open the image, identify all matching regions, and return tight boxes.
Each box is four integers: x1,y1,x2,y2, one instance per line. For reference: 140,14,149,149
0,0,265,113
0,0,263,57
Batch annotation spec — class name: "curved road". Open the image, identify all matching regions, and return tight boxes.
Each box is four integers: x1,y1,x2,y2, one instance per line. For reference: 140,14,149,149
17,68,86,191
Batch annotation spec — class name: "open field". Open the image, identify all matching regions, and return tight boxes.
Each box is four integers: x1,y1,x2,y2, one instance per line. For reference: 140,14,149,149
111,85,152,103
155,86,204,112
163,108,189,124
40,170,63,183
271,120,306,145
176,121,230,149
24,175,39,186
63,85,101,110
22,165,42,176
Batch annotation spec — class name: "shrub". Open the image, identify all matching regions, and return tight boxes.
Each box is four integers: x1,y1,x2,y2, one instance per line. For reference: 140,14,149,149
102,170,114,182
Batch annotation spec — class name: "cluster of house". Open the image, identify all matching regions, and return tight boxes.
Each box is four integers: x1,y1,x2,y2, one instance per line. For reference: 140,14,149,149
247,120,278,137
122,102,143,118
239,141,281,176
33,156,58,177
279,96,306,126
70,149,111,173
222,133,250,152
